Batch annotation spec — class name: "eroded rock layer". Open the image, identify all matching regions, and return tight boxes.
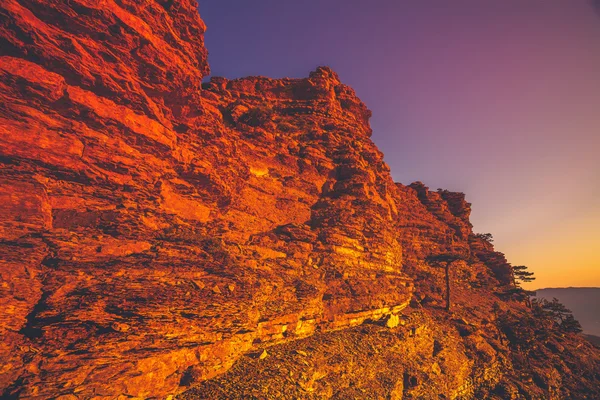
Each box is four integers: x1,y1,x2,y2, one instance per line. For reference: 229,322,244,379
0,1,599,399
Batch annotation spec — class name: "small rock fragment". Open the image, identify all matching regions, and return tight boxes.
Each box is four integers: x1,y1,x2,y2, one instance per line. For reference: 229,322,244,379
386,314,400,328
111,322,130,332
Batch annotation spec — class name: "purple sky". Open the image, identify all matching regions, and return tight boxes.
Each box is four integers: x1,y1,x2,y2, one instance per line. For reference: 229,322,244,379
198,0,600,289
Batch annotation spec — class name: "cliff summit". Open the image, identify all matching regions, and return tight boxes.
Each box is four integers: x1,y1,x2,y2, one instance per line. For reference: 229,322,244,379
1,1,599,398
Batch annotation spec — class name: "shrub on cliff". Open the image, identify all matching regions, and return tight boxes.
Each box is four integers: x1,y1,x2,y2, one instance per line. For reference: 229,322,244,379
497,309,549,350
474,232,494,243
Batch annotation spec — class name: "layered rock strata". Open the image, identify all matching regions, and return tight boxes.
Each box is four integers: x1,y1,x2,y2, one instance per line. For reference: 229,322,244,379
0,1,598,399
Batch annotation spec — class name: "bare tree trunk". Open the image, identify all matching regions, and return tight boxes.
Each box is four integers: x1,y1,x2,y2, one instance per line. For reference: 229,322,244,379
445,263,451,312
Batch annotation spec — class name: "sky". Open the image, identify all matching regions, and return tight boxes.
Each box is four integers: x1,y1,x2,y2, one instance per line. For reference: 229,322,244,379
198,0,600,289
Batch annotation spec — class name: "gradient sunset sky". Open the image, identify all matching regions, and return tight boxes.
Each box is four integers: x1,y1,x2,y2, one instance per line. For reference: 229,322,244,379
199,0,600,289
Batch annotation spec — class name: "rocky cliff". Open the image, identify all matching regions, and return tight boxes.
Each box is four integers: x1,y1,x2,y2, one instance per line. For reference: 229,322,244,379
1,1,599,399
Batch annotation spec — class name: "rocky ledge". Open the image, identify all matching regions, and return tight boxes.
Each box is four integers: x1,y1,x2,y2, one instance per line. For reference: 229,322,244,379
1,1,599,399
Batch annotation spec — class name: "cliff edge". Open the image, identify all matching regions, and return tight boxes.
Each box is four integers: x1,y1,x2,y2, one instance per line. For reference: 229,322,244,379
1,1,598,399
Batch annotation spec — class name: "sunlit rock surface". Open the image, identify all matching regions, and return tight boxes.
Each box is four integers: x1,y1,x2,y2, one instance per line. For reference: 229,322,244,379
1,1,599,398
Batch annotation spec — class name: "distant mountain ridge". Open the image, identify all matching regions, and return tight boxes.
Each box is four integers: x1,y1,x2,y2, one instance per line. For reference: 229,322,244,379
1,0,599,397
535,287,600,336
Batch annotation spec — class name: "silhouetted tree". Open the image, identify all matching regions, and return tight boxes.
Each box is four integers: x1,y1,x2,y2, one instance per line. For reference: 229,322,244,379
509,265,536,306
533,297,583,333
513,265,535,286
426,253,468,312
560,314,583,333
541,298,571,315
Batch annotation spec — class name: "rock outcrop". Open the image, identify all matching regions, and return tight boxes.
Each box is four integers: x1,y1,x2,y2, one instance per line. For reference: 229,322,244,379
1,1,599,399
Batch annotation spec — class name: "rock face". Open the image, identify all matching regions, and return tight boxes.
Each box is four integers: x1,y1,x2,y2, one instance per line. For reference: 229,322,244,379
0,1,598,399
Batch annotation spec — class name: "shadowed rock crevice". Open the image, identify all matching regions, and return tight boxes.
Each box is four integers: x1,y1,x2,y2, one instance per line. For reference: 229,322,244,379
18,289,51,340
0,1,599,399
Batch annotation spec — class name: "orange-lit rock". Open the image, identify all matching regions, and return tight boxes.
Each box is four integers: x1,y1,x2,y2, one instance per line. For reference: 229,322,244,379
0,1,598,399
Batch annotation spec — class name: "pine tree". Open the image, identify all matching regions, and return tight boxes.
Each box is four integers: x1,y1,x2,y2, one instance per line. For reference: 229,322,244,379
561,314,583,333
509,265,536,306
537,297,583,333
426,253,468,312
512,265,535,287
